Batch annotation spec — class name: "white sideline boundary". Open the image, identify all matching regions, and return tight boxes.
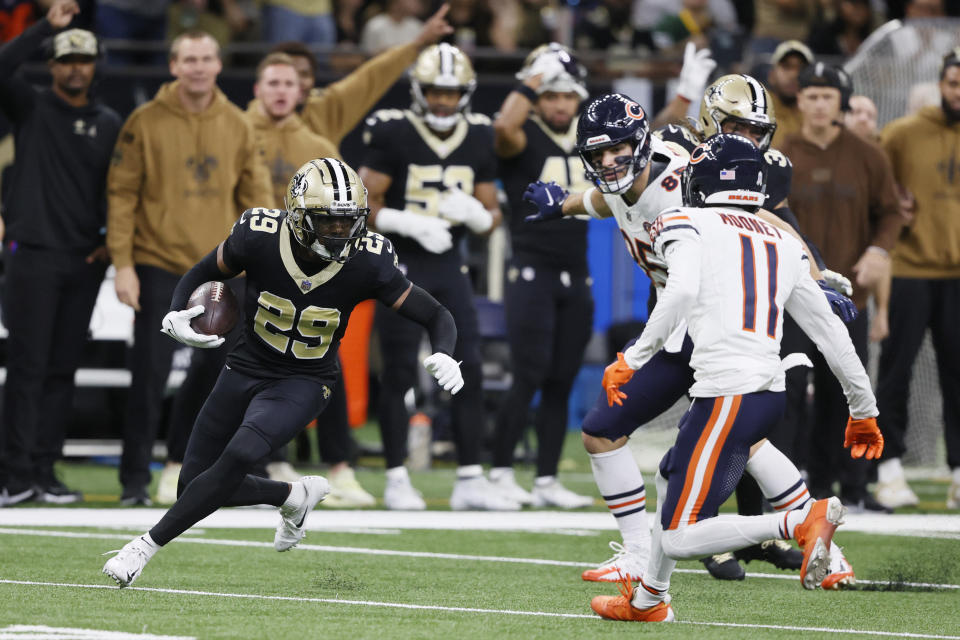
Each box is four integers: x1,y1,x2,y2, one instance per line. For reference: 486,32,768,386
1,508,959,538
1,579,958,640
0,527,957,591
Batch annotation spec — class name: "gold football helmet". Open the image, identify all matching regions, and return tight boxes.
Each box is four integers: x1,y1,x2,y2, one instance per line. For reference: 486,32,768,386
516,43,588,99
410,43,476,132
699,74,777,150
284,158,370,263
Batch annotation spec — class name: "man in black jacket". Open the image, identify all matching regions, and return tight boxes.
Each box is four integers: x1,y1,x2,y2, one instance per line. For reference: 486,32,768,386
0,0,121,506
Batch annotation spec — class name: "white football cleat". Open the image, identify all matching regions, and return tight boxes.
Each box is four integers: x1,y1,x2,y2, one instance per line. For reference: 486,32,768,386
821,541,855,590
875,477,919,509
488,468,534,506
947,477,960,510
155,462,181,505
581,540,650,582
102,537,154,588
274,475,330,551
531,479,594,509
384,472,427,510
324,466,376,508
266,461,302,484
450,475,521,511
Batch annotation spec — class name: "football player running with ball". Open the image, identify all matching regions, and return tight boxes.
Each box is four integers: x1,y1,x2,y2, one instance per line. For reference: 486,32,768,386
523,95,858,588
589,134,883,622
102,159,463,587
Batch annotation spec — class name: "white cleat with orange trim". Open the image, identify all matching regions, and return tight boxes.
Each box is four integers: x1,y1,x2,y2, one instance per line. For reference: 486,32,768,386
581,540,649,582
821,541,855,590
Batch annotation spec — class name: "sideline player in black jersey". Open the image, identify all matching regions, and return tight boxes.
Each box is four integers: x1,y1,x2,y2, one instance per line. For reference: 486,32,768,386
656,73,854,581
102,159,463,588
359,43,514,511
488,44,595,509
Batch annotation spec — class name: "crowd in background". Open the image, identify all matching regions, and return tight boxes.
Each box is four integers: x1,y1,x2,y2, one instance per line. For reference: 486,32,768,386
0,0,958,517
2,0,958,69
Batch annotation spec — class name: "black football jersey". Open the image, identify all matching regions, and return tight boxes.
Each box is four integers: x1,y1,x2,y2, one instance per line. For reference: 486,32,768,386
222,208,409,379
499,115,592,273
654,124,793,208
361,109,498,261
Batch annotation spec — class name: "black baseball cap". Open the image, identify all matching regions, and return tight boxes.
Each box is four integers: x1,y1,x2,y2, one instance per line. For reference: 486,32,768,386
941,47,960,78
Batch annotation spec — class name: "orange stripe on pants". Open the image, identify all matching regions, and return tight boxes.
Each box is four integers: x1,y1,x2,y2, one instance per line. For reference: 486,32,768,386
669,398,725,530
685,395,741,526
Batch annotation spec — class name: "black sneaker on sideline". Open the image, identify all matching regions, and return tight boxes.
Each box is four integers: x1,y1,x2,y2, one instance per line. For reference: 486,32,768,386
702,553,745,580
0,484,36,507
735,539,803,570
120,489,153,507
36,478,83,504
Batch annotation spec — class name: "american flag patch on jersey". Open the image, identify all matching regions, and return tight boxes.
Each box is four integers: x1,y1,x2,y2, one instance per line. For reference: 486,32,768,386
720,169,736,180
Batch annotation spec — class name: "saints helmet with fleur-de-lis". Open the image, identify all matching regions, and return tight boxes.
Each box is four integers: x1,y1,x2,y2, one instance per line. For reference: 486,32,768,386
284,158,369,263
699,74,777,151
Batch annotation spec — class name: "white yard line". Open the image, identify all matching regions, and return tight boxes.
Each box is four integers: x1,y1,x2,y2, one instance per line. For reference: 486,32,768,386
0,579,957,640
0,527,957,591
1,508,958,538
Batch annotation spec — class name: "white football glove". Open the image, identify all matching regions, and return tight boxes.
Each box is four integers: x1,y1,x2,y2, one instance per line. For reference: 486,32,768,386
675,42,717,102
517,51,567,86
821,268,853,297
437,187,493,234
422,353,464,394
374,208,453,254
160,306,225,349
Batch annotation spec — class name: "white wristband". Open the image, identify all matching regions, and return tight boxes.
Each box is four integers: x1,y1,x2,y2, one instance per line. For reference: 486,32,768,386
582,187,602,219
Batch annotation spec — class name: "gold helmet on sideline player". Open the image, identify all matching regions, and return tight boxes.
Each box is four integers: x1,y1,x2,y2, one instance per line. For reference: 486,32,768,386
409,43,476,133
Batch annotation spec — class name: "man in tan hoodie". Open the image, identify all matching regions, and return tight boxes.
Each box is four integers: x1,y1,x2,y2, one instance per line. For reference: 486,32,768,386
875,47,960,511
261,4,454,153
107,30,272,506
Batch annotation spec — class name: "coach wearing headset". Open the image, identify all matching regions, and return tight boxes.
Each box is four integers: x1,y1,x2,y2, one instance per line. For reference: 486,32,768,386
0,0,121,506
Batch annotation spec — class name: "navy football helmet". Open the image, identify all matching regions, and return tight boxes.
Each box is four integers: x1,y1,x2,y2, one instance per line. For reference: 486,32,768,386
682,134,767,209
576,93,653,194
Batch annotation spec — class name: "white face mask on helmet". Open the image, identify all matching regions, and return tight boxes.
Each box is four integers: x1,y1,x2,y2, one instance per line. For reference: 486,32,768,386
284,158,370,263
409,43,476,133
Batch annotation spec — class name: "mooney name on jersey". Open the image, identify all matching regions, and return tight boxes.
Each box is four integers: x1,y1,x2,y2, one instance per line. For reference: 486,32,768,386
646,206,876,417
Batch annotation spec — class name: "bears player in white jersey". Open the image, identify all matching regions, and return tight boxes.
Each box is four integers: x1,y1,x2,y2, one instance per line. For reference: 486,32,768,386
589,134,884,622
524,94,859,586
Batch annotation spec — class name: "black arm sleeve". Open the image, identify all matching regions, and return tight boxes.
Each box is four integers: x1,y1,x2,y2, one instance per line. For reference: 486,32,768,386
394,284,457,356
773,204,827,270
0,19,52,119
169,247,236,312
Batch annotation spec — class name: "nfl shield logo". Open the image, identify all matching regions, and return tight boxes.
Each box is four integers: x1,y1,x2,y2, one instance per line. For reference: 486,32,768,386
301,280,312,291
720,169,736,180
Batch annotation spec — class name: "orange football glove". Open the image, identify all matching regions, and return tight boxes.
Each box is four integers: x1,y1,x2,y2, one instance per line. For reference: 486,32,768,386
844,416,884,460
602,352,635,407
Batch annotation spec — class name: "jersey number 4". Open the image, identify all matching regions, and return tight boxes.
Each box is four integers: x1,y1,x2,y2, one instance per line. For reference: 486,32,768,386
254,291,341,359
740,234,780,339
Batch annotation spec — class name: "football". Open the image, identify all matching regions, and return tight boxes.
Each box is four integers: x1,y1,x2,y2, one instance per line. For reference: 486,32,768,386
187,281,239,337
